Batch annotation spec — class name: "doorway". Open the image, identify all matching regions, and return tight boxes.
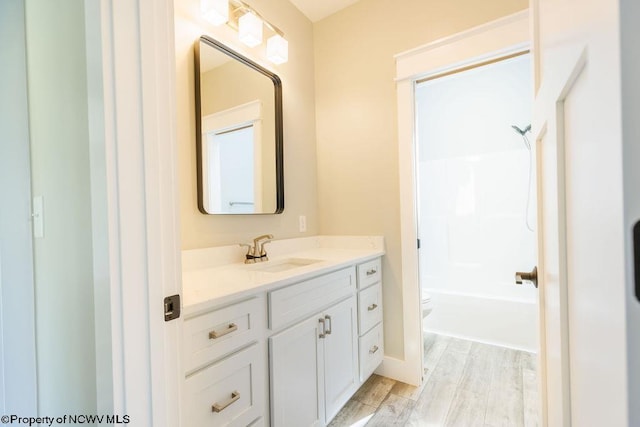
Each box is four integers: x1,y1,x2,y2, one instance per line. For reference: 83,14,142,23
412,52,539,425
395,6,535,401
415,53,537,352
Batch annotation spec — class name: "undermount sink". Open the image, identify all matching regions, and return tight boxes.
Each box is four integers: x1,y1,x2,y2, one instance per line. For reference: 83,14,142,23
247,258,322,273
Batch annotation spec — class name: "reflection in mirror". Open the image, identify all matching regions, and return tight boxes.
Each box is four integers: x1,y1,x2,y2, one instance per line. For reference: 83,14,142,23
196,35,284,214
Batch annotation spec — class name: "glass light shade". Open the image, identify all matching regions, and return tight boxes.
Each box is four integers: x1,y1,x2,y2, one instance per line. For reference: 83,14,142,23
267,34,288,64
201,0,228,26
239,12,263,47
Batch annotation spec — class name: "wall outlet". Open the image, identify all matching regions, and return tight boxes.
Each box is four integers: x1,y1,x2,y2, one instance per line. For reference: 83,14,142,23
299,215,307,232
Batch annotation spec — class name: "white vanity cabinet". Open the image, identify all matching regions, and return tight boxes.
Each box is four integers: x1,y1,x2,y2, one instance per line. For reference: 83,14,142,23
183,296,267,427
182,240,385,427
269,267,359,427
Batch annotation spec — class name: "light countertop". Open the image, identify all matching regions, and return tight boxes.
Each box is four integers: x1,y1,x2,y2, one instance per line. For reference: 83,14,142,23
182,236,384,317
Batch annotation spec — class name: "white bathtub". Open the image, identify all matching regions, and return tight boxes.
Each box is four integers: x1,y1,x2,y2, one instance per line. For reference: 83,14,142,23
423,289,537,352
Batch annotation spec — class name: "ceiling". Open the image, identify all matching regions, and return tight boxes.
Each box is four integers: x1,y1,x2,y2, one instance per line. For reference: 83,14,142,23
287,0,361,22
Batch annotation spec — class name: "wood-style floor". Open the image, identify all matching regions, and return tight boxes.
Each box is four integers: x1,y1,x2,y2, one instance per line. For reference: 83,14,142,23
329,333,539,427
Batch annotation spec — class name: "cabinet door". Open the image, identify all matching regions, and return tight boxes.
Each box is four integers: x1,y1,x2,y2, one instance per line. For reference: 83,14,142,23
323,297,359,423
270,315,325,427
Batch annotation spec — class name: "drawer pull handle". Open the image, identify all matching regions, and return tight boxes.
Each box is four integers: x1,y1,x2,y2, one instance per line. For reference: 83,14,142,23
209,323,238,339
325,315,332,335
366,269,377,276
212,391,240,413
367,303,378,311
369,345,379,354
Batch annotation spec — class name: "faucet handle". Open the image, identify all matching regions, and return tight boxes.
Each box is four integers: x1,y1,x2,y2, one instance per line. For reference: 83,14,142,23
253,234,274,246
239,243,253,256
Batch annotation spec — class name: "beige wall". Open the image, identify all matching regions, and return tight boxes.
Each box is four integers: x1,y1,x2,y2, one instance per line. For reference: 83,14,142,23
314,0,528,358
176,0,318,249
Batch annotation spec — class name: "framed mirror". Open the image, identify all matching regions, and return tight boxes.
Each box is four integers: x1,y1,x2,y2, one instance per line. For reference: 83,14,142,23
195,35,284,214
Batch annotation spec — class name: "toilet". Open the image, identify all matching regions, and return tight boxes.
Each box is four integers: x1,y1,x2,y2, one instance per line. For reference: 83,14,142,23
421,291,433,318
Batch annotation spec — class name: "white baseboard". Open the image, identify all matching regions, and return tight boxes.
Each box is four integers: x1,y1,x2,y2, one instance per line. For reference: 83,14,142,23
374,356,421,387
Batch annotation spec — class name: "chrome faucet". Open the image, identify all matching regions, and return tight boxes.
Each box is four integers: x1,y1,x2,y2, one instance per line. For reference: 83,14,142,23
240,234,274,263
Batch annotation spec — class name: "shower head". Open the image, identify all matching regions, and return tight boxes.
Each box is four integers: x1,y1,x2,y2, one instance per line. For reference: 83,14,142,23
512,124,532,150
511,124,532,136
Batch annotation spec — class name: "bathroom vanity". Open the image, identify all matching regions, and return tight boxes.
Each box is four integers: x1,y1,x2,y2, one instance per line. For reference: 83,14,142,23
181,236,384,426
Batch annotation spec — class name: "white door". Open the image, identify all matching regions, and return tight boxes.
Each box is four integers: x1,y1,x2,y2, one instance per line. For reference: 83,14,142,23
533,0,631,425
323,297,359,423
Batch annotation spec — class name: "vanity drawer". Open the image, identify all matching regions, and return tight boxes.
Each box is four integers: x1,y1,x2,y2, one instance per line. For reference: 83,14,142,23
269,267,356,330
358,282,383,334
184,343,265,427
359,322,384,382
184,297,264,373
357,258,381,289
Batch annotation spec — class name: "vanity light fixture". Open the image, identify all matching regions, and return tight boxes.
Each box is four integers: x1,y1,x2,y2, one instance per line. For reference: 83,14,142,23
201,0,229,26
267,34,288,65
203,0,289,64
238,11,263,47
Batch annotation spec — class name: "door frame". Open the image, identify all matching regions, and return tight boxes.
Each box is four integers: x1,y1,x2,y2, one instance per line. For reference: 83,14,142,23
393,9,531,386
85,0,182,424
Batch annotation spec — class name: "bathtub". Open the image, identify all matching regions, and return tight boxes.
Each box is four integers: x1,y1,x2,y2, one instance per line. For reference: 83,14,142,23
422,289,537,352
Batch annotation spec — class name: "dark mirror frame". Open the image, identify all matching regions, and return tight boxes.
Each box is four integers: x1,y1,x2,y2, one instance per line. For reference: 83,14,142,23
195,35,284,215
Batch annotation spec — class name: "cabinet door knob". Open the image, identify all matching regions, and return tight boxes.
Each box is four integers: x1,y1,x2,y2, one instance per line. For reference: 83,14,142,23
209,323,238,339
367,303,378,311
212,391,240,413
